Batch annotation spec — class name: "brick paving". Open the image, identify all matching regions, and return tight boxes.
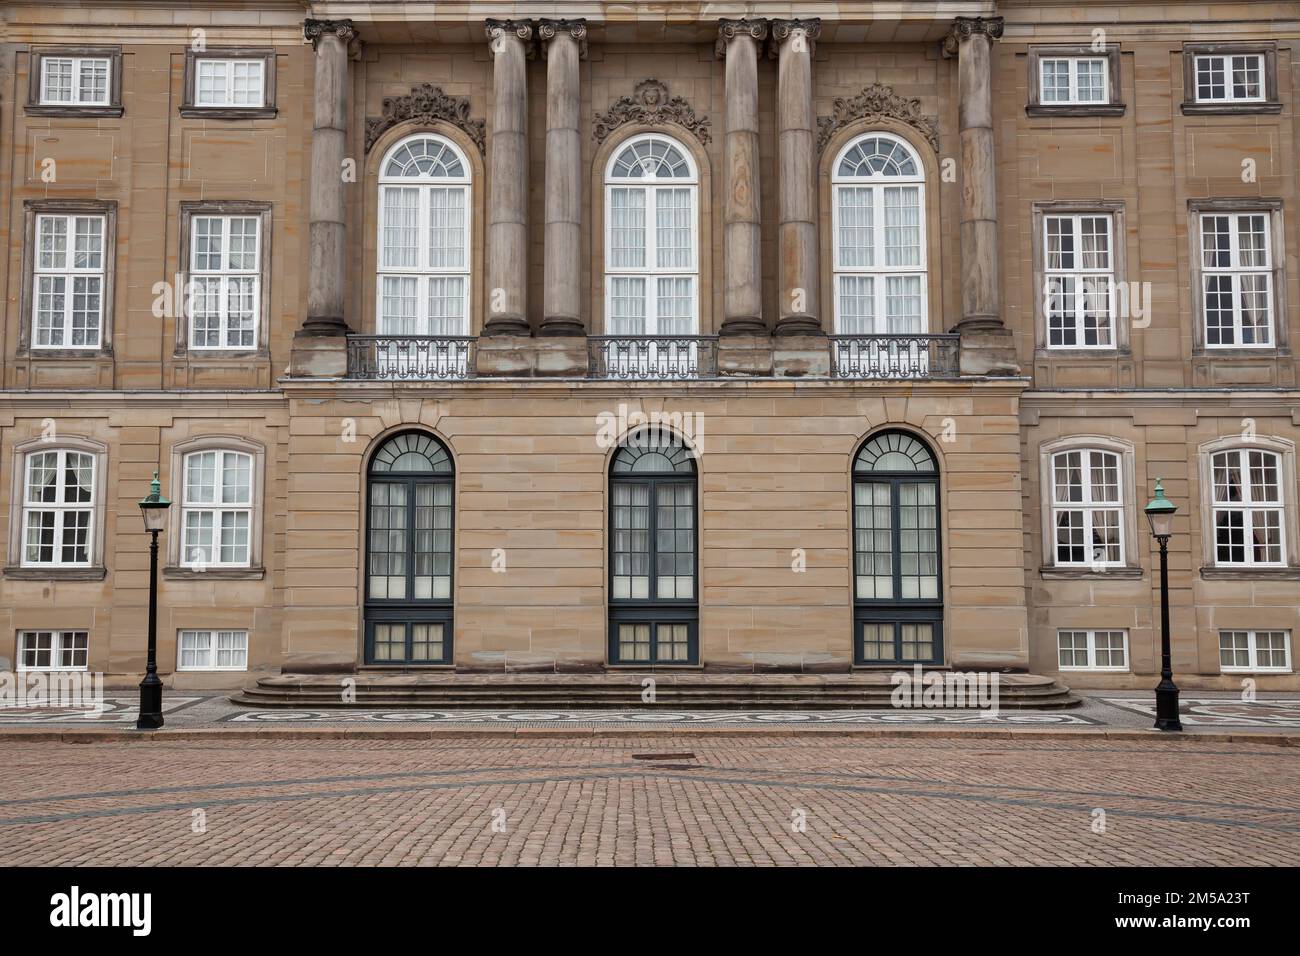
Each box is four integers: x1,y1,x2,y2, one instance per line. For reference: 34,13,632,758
0,736,1295,865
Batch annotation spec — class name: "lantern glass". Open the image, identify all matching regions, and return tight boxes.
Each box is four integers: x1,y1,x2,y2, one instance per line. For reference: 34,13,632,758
1145,509,1173,539
140,502,168,533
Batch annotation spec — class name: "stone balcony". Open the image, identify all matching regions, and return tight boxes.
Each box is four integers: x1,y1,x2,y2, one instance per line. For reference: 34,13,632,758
342,333,963,381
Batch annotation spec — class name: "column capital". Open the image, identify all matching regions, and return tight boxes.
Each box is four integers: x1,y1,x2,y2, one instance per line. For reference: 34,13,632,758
768,18,821,58
486,18,537,58
303,18,357,49
538,18,588,59
942,16,1004,57
715,18,769,59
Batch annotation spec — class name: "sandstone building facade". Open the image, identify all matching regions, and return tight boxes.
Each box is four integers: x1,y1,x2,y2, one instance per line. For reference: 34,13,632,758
1,0,1297,693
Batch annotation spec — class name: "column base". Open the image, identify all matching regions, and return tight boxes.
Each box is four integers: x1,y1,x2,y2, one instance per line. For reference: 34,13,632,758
957,324,1020,376
718,335,774,376
481,316,532,337
289,330,348,378
719,316,768,337
773,314,822,337
773,333,830,377
538,317,586,338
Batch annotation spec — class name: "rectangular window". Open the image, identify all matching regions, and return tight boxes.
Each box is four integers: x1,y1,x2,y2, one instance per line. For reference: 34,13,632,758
31,214,106,349
1211,448,1285,566
22,449,95,567
1200,212,1272,348
40,57,110,106
1057,629,1129,671
194,59,266,108
178,630,249,671
188,215,260,349
1044,214,1114,349
1051,449,1124,566
181,450,253,567
18,631,89,671
1194,54,1265,103
1219,630,1291,673
1039,57,1108,104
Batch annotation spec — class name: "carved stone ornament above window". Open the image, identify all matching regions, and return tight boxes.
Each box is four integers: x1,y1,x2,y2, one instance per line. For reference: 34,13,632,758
593,78,711,146
816,83,940,154
365,84,486,154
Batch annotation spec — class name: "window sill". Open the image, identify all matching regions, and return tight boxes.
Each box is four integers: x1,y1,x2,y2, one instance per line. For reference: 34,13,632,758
19,349,113,360
179,106,277,120
163,566,266,581
1180,101,1281,115
1026,103,1126,118
1035,348,1131,359
3,566,106,581
1040,567,1143,580
1200,566,1300,580
25,104,124,118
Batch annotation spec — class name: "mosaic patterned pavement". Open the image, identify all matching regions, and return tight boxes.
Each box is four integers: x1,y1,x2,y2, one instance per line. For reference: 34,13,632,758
1099,698,1300,728
0,697,204,724
223,708,1097,725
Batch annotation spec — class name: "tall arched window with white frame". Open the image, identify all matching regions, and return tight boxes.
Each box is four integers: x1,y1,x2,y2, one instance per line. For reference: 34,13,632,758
832,133,927,337
603,133,699,337
376,134,472,339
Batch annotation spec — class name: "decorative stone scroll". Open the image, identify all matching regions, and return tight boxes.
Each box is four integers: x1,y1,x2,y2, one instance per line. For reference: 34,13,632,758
593,79,711,145
816,83,940,154
303,18,357,48
538,18,588,59
364,84,486,154
714,18,770,58
942,16,1005,57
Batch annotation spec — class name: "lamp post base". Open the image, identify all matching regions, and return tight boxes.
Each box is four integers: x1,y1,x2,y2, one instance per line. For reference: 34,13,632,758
137,674,164,730
1154,678,1182,732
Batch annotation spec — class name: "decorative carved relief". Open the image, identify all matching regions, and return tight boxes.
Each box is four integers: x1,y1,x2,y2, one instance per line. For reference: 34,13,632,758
303,18,357,48
768,18,822,58
715,18,770,58
485,18,536,57
364,84,485,154
816,83,940,154
593,79,711,146
538,18,588,59
942,16,1005,57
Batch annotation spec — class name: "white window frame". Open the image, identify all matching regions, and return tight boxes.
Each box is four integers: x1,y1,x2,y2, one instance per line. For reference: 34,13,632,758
1038,56,1109,105
1199,211,1273,349
39,56,111,106
1043,213,1115,350
602,132,700,336
1219,630,1292,673
1049,448,1125,567
31,213,106,350
831,132,928,336
1193,53,1266,104
177,629,249,672
1056,629,1129,672
187,214,261,350
181,449,254,568
21,448,95,568
193,57,266,109
376,134,473,338
18,630,89,672
1210,447,1286,567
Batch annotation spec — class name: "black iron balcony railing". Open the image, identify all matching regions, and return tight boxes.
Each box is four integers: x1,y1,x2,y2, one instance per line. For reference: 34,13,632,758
346,335,475,380
829,334,960,379
587,335,719,380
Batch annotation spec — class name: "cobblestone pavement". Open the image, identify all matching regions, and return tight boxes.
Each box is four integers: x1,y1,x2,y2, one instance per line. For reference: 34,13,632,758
0,736,1295,865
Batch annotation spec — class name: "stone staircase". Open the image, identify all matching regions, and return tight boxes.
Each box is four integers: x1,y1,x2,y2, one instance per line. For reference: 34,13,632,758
231,671,1079,710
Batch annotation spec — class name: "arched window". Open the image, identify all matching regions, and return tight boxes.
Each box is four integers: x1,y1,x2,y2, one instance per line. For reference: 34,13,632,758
1050,448,1124,566
365,431,455,665
832,133,927,336
377,134,471,337
181,449,253,567
604,133,698,336
852,430,942,664
608,428,697,664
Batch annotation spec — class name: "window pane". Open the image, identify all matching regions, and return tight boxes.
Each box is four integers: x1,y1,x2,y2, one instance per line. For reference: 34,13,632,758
836,187,873,268
609,188,646,269
655,189,692,269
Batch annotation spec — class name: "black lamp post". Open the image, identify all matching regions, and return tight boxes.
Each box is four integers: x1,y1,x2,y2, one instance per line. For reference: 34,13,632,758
1144,479,1181,731
137,472,171,731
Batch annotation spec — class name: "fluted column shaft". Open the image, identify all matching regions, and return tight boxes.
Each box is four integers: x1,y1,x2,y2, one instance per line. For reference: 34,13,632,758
539,20,586,336
947,17,1004,331
303,19,355,335
483,19,534,336
772,19,821,336
717,19,768,336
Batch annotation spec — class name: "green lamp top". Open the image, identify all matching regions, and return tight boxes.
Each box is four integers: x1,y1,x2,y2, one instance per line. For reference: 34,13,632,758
139,470,171,508
1144,478,1177,515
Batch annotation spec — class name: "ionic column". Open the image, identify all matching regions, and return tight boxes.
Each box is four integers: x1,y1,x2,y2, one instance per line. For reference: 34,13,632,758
716,18,768,336
770,19,821,337
538,19,586,337
944,16,1004,333
483,19,534,337
301,19,356,337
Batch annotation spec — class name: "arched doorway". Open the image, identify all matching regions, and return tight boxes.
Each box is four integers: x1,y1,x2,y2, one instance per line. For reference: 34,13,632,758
852,430,943,664
364,431,455,664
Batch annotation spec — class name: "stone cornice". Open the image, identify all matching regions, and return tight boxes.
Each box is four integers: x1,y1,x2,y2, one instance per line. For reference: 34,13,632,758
303,18,356,49
364,83,486,154
816,83,939,154
715,18,769,58
593,78,711,146
537,18,588,59
768,18,821,58
942,16,1005,57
